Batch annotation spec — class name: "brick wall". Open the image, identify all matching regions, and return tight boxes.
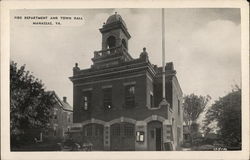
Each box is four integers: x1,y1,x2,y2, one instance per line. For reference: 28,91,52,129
171,76,183,147
72,69,172,123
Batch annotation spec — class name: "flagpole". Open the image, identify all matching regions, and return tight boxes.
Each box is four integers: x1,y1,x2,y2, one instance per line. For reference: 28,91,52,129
162,8,166,100
159,8,169,109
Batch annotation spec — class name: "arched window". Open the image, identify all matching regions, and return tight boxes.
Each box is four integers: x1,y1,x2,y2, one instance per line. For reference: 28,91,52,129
122,39,127,49
107,36,116,49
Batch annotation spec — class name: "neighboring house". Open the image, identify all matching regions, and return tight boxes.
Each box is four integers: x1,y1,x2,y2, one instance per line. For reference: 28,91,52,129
47,91,73,139
69,13,183,151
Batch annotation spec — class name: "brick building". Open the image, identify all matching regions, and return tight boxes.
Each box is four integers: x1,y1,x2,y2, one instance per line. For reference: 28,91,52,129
70,13,183,151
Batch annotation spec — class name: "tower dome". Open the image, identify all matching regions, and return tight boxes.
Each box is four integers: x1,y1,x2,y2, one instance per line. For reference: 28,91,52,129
99,12,131,52
106,12,127,28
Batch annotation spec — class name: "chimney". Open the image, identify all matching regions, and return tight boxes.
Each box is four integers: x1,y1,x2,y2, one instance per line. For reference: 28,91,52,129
63,97,67,103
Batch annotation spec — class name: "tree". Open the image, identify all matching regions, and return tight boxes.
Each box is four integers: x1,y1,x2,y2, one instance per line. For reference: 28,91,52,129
203,86,241,149
10,61,55,147
183,94,211,145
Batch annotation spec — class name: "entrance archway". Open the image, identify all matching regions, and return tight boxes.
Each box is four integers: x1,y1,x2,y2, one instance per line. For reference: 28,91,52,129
110,122,135,151
147,121,163,151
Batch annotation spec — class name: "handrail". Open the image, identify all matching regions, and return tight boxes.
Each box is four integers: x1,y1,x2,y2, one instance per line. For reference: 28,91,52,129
94,45,128,58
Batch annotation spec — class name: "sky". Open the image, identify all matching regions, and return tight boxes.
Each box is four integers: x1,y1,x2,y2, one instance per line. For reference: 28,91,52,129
10,8,241,109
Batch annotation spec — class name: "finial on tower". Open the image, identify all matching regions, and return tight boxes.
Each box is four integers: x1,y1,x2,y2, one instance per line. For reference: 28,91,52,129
73,63,80,75
140,47,148,61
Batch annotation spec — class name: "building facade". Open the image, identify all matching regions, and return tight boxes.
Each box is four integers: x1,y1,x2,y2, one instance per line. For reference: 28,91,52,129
70,13,183,151
47,91,73,139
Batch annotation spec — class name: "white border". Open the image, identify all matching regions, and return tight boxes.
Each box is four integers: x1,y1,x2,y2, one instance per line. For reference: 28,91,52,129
1,0,249,160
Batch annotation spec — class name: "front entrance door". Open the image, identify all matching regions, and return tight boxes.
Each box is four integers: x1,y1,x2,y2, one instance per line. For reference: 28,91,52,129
147,121,163,151
155,128,162,151
110,122,135,151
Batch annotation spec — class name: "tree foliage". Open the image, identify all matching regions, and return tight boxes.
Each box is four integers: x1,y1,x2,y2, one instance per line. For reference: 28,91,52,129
183,94,211,126
183,94,211,145
10,61,55,146
203,86,241,149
